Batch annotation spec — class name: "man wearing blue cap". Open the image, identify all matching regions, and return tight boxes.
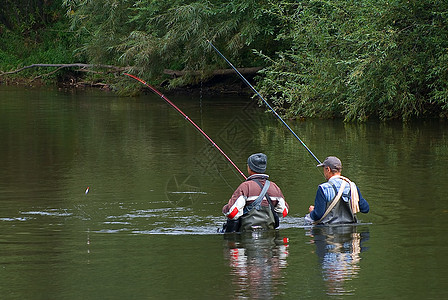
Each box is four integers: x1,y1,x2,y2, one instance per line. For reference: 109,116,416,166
222,153,289,232
305,156,370,225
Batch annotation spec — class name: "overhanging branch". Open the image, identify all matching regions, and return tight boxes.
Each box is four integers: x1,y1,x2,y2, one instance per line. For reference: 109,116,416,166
0,63,128,76
163,67,262,77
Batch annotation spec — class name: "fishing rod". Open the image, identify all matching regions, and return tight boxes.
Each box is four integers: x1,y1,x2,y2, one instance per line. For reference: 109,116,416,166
123,73,247,180
207,40,321,165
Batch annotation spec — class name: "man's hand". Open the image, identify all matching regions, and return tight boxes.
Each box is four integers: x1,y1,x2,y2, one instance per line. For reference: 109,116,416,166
308,205,314,213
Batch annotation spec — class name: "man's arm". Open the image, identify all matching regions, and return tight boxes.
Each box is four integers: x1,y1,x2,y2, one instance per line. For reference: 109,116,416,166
357,187,370,213
310,187,327,221
222,183,247,219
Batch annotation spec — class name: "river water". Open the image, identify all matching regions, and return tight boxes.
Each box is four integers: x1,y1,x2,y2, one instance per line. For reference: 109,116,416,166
0,85,447,299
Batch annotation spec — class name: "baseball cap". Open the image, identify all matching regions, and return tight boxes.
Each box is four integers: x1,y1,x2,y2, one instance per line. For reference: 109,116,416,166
316,156,342,171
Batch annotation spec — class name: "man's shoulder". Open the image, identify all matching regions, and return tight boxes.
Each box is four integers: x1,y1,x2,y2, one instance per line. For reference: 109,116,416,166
269,180,282,189
319,181,333,190
237,180,252,189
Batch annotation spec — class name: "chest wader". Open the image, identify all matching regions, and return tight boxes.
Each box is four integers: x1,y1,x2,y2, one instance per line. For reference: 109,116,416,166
317,182,357,225
239,179,279,232
222,179,278,233
240,206,276,231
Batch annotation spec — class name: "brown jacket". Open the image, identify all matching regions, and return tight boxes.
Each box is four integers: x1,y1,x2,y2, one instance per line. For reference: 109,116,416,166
222,174,289,220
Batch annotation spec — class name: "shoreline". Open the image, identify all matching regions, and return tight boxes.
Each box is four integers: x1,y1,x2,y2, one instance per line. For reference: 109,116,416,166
0,74,254,96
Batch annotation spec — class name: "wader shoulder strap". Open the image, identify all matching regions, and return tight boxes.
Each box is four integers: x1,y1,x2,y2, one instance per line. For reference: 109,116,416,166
252,179,280,228
334,175,360,214
314,180,347,225
243,180,270,215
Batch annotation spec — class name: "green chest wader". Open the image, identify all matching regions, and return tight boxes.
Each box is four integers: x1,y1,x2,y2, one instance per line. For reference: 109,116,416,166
239,179,280,232
223,179,275,233
314,181,357,225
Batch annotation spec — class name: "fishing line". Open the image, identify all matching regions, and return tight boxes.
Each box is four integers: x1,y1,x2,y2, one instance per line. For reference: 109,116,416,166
207,40,321,165
124,73,247,180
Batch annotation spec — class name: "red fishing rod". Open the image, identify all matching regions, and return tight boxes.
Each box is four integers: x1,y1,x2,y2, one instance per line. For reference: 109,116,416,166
124,73,247,180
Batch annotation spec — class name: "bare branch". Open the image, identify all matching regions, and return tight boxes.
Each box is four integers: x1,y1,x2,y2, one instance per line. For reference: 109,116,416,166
32,66,65,81
163,67,262,77
1,63,128,76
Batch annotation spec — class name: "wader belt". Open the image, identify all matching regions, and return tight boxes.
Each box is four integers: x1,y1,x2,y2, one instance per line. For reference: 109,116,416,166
243,180,270,215
314,180,347,225
251,179,280,228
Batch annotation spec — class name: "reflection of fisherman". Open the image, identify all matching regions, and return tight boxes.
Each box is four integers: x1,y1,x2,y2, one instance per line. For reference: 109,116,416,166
306,156,369,225
222,153,289,232
310,225,370,296
224,231,289,298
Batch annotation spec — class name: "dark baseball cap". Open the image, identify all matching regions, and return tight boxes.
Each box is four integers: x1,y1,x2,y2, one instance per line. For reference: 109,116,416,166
317,156,342,170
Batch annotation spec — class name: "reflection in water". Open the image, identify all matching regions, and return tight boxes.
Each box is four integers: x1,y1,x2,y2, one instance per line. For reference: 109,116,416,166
307,225,370,296
223,231,289,299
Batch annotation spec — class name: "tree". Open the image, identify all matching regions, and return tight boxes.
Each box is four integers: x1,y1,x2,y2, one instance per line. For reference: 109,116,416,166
0,0,61,32
0,0,81,73
256,0,448,120
63,0,285,86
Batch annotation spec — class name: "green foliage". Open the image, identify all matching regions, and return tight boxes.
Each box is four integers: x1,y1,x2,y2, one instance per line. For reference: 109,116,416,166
63,0,133,65
0,0,83,79
63,0,284,86
2,0,448,120
257,0,448,120
0,0,62,32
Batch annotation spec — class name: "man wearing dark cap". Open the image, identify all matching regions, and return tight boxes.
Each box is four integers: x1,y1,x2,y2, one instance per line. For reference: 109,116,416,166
305,156,369,225
222,153,289,232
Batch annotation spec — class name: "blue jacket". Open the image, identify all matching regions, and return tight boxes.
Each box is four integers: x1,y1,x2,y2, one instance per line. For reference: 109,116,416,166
310,176,369,224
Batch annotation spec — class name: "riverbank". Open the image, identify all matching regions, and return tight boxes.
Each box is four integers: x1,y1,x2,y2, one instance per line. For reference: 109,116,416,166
0,72,253,96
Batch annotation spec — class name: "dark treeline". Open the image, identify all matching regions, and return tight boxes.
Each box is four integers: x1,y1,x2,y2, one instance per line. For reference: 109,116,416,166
1,0,447,121
0,0,58,31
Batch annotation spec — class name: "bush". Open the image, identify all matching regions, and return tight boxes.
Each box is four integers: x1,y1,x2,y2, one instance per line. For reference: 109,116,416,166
256,0,448,120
